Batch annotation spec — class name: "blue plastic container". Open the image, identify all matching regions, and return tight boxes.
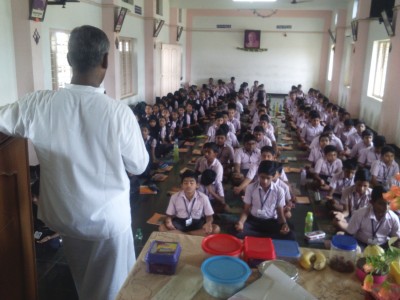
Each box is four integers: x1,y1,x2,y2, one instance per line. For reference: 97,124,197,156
145,240,181,275
272,239,301,263
201,256,251,299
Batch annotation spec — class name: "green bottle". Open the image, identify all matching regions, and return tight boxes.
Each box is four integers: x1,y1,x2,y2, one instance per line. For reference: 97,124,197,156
305,212,313,234
173,139,179,162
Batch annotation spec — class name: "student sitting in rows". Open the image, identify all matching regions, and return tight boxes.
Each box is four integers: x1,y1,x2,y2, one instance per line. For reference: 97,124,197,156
348,129,373,160
309,125,344,154
358,135,386,169
198,169,227,213
235,161,295,240
346,185,400,249
333,111,351,138
148,116,159,139
326,159,356,201
227,105,241,134
140,124,157,176
313,145,343,190
308,133,330,168
184,102,203,137
339,119,357,146
232,134,261,195
332,169,372,231
195,142,223,184
370,145,400,188
221,110,236,133
155,116,173,158
346,120,366,149
253,125,272,150
274,163,295,220
207,112,224,142
140,104,153,125
215,129,234,182
250,103,267,131
220,123,240,148
300,110,324,148
159,170,220,236
258,114,276,147
152,104,162,119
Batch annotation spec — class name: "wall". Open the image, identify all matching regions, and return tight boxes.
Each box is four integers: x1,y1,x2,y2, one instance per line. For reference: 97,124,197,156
0,0,18,105
187,10,330,94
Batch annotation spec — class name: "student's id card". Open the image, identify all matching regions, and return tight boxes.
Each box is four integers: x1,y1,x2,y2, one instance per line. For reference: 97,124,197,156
185,218,193,227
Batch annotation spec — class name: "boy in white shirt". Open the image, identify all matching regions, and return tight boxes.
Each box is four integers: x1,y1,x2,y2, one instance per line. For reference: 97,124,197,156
313,145,343,190
371,145,400,188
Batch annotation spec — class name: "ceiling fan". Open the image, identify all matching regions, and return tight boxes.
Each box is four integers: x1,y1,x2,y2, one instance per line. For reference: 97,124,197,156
291,0,313,4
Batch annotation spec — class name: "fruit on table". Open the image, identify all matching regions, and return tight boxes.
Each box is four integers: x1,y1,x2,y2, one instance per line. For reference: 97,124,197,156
313,251,327,270
390,260,400,284
363,245,384,257
300,250,327,271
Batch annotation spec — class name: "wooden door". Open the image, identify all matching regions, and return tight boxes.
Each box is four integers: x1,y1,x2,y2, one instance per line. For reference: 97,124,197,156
161,43,182,96
0,133,37,300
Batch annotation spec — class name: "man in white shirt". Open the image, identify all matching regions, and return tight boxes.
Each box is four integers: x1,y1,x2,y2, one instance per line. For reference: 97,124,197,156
0,25,149,300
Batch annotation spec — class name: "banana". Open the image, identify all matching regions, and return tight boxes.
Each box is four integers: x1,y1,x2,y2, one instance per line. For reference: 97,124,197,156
313,251,327,270
300,250,316,271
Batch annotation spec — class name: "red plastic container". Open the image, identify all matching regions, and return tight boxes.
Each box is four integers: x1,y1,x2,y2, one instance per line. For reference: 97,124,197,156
243,237,276,267
202,234,243,257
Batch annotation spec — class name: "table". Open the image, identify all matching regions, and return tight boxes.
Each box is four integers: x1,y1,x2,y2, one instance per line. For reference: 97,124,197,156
116,232,365,300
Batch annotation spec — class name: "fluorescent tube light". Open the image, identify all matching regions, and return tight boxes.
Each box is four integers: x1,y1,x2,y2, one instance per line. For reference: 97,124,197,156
233,0,277,2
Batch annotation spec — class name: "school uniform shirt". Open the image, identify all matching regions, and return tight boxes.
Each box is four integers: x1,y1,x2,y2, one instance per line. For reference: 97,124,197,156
234,148,261,171
229,118,241,132
340,186,372,216
349,141,373,159
329,172,354,195
310,134,344,152
274,179,291,204
264,124,276,142
225,121,236,133
236,101,244,114
227,131,240,148
334,121,344,137
198,181,225,201
308,145,325,164
256,136,273,150
346,132,363,149
0,84,149,240
195,157,224,183
314,158,343,178
370,160,400,184
340,127,357,145
207,124,218,142
346,205,400,245
358,147,381,167
217,143,235,166
166,190,214,219
244,181,285,220
301,123,324,144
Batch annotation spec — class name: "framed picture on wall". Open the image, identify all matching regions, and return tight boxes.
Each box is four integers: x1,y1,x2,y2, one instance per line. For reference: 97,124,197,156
29,0,48,22
244,30,261,49
114,7,128,32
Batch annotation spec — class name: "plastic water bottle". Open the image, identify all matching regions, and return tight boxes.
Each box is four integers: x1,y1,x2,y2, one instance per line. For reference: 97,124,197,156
300,169,307,186
305,212,313,234
173,139,179,163
135,228,143,247
314,191,321,202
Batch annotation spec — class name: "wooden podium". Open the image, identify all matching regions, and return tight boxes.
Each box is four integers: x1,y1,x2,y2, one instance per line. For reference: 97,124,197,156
0,133,38,299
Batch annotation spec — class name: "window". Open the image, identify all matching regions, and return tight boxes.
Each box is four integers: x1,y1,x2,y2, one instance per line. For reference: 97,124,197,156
368,40,390,100
178,8,182,23
327,45,334,81
119,38,134,98
156,0,163,16
352,0,358,19
50,31,72,90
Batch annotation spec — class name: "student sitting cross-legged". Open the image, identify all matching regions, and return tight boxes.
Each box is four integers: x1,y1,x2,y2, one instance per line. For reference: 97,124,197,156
235,161,295,240
159,170,220,236
345,185,400,249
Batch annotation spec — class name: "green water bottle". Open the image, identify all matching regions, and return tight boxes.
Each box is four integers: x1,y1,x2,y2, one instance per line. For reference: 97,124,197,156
173,139,179,163
305,212,313,234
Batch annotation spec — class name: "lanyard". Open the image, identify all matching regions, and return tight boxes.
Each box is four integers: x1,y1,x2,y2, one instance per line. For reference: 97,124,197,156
326,162,334,176
371,219,383,239
383,164,392,181
352,192,368,211
342,177,351,187
258,188,272,210
182,195,197,218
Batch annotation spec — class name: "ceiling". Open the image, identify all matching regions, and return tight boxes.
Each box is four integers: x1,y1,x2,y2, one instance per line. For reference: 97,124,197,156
169,0,352,11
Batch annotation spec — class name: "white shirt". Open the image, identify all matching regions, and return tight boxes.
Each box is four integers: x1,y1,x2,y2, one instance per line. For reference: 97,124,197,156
195,157,224,183
166,190,214,219
340,186,372,215
0,85,149,240
358,147,381,167
244,181,285,219
314,158,343,177
371,160,400,184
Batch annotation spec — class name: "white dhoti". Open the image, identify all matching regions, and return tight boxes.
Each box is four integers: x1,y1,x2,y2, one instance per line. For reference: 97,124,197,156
62,227,135,300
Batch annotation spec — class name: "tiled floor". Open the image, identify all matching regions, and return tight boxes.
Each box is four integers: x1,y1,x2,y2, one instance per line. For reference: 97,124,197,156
36,97,324,299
